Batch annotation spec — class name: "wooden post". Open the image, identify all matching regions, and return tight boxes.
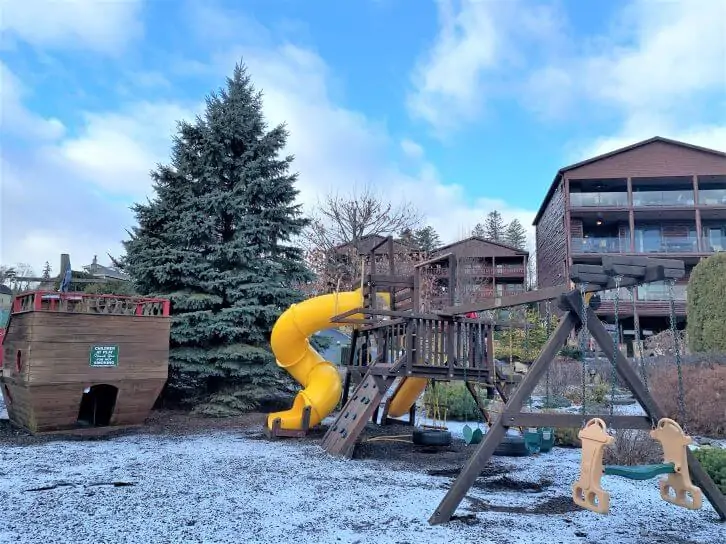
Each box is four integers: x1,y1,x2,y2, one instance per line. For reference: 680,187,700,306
429,312,577,525
627,177,635,252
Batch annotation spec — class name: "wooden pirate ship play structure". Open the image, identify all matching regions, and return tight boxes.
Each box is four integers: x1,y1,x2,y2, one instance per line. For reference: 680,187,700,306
0,290,170,434
270,236,726,523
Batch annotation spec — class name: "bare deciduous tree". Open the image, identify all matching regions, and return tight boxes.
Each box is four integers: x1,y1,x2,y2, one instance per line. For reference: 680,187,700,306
304,185,423,252
301,185,424,295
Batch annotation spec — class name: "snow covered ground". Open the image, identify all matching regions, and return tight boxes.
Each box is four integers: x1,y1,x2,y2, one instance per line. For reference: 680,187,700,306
1,425,724,544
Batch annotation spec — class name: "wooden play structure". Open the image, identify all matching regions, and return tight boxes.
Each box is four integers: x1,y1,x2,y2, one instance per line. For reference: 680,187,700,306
0,291,170,434
280,237,726,523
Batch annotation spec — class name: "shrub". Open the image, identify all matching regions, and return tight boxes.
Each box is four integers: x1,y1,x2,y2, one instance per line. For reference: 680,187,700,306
589,383,609,405
559,345,582,360
422,382,481,421
603,429,663,466
540,395,571,409
649,362,726,437
692,447,726,495
544,357,585,399
687,252,726,353
555,427,581,448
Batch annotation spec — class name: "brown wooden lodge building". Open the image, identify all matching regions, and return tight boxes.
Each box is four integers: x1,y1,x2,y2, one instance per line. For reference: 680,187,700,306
534,136,726,345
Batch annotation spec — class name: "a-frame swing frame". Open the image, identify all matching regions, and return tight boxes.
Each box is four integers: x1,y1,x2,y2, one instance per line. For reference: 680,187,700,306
429,259,726,525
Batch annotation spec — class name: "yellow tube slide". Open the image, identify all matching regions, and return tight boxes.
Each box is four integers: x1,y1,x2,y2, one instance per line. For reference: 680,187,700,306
266,290,364,430
386,377,428,418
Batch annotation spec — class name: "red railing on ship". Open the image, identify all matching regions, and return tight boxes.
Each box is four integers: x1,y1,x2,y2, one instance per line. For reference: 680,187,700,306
11,291,171,317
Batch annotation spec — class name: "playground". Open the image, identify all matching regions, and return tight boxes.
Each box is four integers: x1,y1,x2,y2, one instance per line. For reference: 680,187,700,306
1,247,725,544
0,396,723,544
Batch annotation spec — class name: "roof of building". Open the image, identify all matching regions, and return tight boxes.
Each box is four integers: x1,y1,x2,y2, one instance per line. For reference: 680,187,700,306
434,235,529,256
0,284,12,296
532,136,726,226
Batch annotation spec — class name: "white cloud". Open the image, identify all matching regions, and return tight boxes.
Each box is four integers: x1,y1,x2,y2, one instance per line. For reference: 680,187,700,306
0,61,65,141
0,0,144,55
529,0,726,157
407,0,566,135
400,138,424,160
47,101,200,197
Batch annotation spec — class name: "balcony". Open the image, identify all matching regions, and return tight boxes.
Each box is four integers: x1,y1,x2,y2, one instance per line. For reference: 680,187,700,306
493,266,526,277
571,236,628,254
634,234,699,254
594,284,688,316
699,188,726,206
570,192,628,207
632,189,694,207
435,265,526,277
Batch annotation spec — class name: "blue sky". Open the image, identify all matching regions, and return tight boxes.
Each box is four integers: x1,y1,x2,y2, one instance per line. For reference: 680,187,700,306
2,0,724,273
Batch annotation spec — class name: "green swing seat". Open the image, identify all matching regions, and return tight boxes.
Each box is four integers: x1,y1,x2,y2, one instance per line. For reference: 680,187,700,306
603,462,676,480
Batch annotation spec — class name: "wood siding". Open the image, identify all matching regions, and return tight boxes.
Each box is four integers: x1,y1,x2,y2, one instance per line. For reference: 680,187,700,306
566,141,726,179
1,311,170,433
536,180,568,289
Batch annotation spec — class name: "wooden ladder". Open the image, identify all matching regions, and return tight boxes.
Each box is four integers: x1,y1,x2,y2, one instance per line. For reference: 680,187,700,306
321,361,401,458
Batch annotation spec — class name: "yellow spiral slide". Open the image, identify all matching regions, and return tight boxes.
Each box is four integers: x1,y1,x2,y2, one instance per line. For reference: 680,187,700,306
266,290,427,430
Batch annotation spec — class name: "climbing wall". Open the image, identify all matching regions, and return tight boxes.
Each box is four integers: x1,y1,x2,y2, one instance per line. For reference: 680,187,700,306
321,371,396,458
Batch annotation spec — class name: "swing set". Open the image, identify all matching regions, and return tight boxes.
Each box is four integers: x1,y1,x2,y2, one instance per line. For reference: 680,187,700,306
429,255,726,525
572,276,702,513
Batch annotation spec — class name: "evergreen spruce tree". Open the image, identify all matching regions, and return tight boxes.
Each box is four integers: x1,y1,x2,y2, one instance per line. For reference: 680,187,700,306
503,218,527,250
397,228,418,249
414,226,441,252
122,62,313,415
471,223,486,238
484,210,506,242
41,261,52,279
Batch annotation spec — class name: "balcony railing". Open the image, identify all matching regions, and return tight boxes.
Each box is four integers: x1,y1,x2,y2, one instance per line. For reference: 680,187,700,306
702,236,725,252
635,235,699,254
570,192,628,207
632,190,694,207
572,236,628,254
432,266,526,277
699,188,726,206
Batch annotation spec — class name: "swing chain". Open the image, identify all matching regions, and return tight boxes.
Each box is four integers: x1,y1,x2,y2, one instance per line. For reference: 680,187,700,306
609,275,624,422
667,278,686,426
628,286,647,391
578,282,589,422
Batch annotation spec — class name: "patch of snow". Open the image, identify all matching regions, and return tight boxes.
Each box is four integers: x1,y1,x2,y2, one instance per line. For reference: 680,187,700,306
0,393,7,420
0,429,723,544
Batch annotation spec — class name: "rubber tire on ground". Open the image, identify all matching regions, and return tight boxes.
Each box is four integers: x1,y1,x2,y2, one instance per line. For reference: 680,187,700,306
493,435,531,457
412,429,452,446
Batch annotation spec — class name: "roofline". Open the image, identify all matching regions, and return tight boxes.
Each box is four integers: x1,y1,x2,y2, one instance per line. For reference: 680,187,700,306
532,136,726,226
434,235,529,256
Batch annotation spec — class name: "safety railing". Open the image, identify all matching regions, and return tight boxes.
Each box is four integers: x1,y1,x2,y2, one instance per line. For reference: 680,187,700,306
11,291,170,317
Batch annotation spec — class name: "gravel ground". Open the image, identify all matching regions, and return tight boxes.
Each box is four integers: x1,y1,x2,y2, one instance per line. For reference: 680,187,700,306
0,402,724,544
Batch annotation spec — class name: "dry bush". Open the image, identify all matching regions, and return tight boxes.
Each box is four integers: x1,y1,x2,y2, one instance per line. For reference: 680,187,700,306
545,357,585,399
603,429,664,466
649,362,726,437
